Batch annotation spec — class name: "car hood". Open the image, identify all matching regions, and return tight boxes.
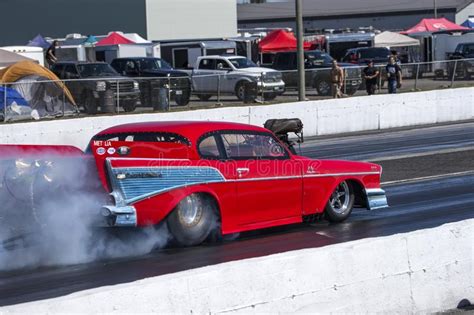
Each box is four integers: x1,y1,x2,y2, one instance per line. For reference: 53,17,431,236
141,69,189,78
84,75,131,81
237,67,278,74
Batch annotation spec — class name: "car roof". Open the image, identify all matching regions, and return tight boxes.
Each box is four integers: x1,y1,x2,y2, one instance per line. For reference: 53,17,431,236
113,57,163,61
351,47,390,51
54,61,108,65
96,121,270,141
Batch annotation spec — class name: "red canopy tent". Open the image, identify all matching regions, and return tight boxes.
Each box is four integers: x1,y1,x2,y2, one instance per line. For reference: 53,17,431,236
259,30,311,53
402,18,469,34
96,32,135,46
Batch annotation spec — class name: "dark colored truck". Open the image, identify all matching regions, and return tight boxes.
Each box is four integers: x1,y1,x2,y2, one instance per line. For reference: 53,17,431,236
448,42,474,79
272,50,362,96
110,57,191,107
51,62,140,114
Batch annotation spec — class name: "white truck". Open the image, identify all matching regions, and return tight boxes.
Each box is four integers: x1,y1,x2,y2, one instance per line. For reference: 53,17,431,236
190,55,285,101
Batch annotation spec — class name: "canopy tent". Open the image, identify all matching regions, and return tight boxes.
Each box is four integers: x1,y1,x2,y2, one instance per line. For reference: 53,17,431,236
461,18,474,28
0,49,37,68
0,61,78,120
27,34,51,49
96,32,134,46
374,31,420,47
402,18,469,35
259,29,311,53
122,33,151,44
83,35,98,45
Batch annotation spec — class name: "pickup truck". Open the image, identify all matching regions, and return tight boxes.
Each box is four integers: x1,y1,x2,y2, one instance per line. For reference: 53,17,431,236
272,50,362,96
51,62,140,114
191,55,285,101
110,57,191,107
448,42,474,80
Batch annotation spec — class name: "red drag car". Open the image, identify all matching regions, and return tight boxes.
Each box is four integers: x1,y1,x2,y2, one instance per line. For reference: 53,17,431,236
87,121,388,245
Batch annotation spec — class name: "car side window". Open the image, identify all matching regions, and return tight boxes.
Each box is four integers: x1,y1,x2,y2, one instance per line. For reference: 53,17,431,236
199,59,216,70
216,60,231,70
220,132,288,160
198,135,221,159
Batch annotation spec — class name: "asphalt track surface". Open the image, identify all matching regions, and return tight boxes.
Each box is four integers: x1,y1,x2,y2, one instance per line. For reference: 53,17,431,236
0,122,473,306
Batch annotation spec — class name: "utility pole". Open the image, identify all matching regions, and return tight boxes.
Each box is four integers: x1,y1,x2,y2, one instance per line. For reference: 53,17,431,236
434,0,438,18
295,0,305,101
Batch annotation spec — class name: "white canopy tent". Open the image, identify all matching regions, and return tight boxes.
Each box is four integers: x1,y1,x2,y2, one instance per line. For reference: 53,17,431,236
374,31,420,47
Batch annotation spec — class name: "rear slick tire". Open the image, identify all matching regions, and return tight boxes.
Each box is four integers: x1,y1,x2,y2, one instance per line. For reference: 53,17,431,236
167,193,217,246
324,181,355,223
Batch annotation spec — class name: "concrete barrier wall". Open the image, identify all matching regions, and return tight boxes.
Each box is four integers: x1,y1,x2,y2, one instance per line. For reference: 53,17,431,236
3,219,473,313
0,87,473,150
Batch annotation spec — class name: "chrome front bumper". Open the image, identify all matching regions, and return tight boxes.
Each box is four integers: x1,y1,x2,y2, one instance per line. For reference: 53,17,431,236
101,205,137,227
365,188,389,210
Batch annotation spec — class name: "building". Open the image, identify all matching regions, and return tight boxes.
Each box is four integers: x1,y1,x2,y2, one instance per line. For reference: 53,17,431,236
0,0,237,46
237,0,473,32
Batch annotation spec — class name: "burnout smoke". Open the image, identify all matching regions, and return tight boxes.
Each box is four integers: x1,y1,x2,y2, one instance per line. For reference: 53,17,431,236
0,149,169,271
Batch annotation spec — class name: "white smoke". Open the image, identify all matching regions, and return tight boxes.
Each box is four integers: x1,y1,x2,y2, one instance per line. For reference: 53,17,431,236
0,153,170,271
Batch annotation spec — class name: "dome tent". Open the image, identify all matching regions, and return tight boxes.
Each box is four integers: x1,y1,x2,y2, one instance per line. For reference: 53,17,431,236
0,61,78,121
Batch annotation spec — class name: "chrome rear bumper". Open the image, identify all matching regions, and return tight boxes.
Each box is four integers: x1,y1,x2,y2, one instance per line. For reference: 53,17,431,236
101,205,137,227
366,188,389,210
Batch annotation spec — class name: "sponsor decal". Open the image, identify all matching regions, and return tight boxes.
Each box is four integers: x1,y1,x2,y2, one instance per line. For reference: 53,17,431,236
107,147,116,155
96,147,106,155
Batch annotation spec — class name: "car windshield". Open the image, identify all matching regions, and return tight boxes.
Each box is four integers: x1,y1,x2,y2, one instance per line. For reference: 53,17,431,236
229,58,257,69
305,52,333,64
77,64,118,77
139,59,173,70
359,48,391,59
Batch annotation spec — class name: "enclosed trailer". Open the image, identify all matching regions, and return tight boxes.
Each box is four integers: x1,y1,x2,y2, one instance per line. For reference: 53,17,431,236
160,41,237,69
324,33,375,61
95,44,149,64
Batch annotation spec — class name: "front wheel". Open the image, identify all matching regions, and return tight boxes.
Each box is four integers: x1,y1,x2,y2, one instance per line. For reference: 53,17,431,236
315,80,331,96
324,181,355,222
122,100,137,112
167,194,218,246
83,92,98,114
175,91,190,106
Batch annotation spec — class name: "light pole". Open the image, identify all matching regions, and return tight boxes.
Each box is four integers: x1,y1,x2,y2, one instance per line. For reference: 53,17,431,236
295,0,305,101
434,0,438,18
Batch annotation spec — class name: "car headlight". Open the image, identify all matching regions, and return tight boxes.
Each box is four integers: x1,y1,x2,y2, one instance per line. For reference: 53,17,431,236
96,81,107,92
133,81,140,90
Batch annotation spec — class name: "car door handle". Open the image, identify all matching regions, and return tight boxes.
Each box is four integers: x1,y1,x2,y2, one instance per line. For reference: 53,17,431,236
236,168,250,178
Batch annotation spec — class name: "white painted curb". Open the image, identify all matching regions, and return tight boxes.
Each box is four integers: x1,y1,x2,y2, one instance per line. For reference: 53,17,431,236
2,219,473,313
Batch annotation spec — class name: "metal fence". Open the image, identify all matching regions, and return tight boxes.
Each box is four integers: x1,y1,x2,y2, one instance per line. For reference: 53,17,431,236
1,58,474,123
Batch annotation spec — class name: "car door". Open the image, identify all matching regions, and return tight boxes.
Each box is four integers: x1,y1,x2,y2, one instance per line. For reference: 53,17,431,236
215,59,235,93
192,58,218,93
218,131,303,226
196,132,238,230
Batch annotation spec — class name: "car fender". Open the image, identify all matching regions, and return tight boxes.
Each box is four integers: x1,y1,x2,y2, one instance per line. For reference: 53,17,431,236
132,184,223,226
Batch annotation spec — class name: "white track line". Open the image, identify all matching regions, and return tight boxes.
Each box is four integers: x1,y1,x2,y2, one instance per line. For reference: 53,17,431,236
381,170,474,186
364,146,474,162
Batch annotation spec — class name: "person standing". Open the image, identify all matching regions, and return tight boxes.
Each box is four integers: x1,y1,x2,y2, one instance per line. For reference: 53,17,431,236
363,60,379,95
330,60,344,98
45,40,59,67
386,56,402,94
